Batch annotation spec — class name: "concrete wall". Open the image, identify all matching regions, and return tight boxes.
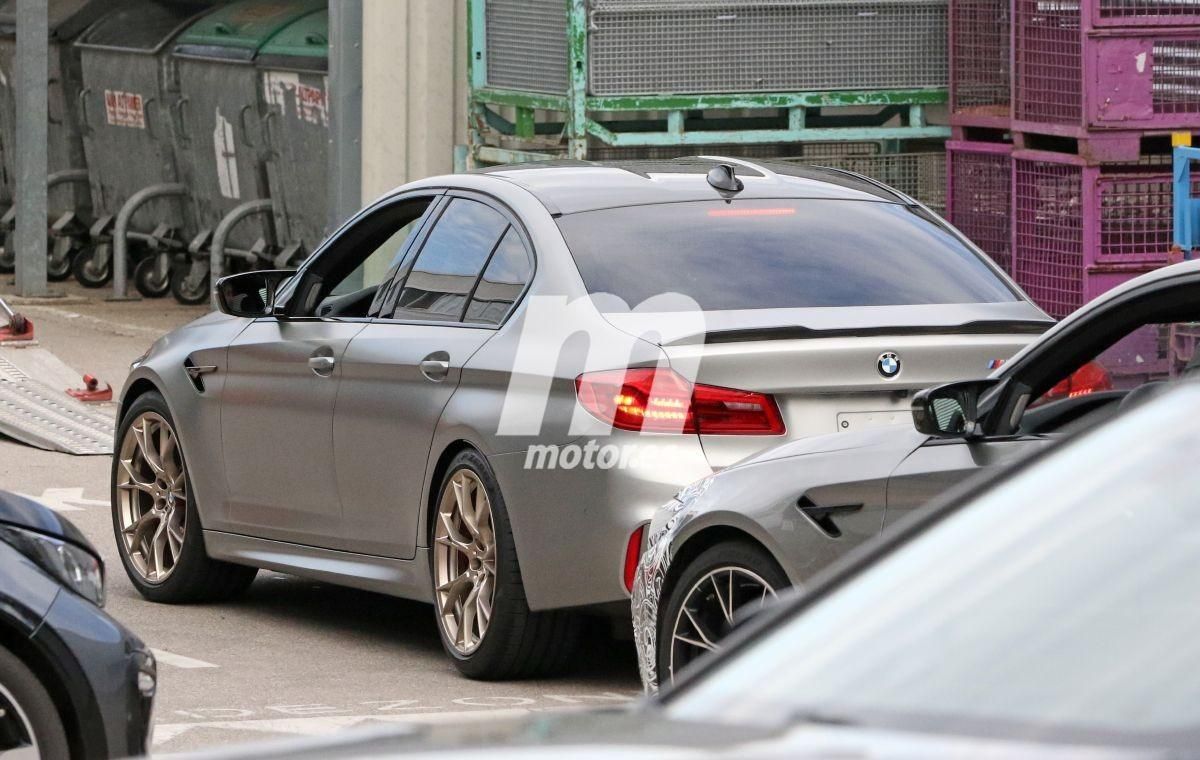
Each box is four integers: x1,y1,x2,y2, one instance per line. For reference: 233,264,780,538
360,0,469,203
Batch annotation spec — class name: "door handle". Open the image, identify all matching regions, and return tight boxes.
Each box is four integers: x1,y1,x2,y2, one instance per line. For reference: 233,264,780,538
419,351,451,382
308,355,336,376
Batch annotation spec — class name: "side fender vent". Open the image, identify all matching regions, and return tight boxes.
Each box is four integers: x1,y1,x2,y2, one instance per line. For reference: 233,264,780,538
796,496,863,539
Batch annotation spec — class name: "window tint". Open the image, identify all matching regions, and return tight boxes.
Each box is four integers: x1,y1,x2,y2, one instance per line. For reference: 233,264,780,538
555,200,1018,311
391,198,508,322
466,228,532,325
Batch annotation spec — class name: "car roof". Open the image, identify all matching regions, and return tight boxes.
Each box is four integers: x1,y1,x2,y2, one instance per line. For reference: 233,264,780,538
469,156,910,215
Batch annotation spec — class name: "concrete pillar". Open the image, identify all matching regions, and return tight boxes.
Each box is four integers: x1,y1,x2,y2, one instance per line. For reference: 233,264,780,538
14,0,47,296
361,0,469,202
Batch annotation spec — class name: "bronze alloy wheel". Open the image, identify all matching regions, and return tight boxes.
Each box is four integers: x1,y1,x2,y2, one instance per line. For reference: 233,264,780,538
433,468,498,655
115,411,188,582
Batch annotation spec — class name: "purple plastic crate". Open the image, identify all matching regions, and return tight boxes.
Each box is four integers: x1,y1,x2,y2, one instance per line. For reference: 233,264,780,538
950,0,1011,126
947,140,1014,273
1094,0,1200,28
1014,0,1200,134
1012,149,1181,317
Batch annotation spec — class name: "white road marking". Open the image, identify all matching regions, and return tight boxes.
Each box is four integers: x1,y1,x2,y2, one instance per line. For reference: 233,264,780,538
151,649,219,670
152,708,537,746
17,488,109,512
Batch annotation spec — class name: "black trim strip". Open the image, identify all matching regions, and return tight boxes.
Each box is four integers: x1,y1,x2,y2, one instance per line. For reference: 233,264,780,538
699,320,1053,345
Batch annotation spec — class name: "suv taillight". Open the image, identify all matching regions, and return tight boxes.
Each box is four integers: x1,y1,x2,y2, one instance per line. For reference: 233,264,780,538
575,368,785,435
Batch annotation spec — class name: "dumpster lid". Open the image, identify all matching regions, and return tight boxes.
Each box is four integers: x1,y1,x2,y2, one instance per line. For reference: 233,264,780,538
257,9,326,71
77,1,216,55
0,0,113,41
173,0,325,63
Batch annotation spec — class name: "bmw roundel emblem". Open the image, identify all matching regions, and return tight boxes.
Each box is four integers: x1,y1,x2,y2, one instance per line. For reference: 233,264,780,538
877,352,901,379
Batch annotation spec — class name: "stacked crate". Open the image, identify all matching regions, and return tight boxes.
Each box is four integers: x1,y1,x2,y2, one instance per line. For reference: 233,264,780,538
947,0,1200,318
467,0,953,210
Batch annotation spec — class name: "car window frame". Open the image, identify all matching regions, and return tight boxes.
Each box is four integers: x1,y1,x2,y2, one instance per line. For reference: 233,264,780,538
273,189,447,323
979,273,1200,438
376,188,537,330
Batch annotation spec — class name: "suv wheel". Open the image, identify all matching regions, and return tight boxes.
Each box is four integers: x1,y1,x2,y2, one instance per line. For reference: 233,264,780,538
0,646,69,759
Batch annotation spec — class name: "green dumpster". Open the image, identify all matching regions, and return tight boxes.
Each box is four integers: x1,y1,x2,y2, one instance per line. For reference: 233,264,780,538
170,0,324,301
257,8,328,260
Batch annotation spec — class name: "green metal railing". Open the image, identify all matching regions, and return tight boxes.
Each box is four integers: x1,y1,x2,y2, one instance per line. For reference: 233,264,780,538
462,0,952,168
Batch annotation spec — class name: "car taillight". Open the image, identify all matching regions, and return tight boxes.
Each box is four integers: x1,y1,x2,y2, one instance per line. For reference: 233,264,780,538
1042,361,1113,403
575,368,785,435
623,525,646,593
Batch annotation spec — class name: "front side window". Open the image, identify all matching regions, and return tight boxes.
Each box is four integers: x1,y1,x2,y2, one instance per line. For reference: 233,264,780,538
390,198,509,322
290,196,433,319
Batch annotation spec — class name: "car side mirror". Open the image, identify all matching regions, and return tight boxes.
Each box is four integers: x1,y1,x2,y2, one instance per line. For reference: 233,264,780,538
214,270,294,318
911,379,998,439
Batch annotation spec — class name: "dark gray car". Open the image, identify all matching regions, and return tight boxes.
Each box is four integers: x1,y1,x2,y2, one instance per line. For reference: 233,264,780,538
0,490,156,758
634,258,1200,690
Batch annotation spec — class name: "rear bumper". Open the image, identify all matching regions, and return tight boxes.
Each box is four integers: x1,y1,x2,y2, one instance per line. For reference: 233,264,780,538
488,433,712,612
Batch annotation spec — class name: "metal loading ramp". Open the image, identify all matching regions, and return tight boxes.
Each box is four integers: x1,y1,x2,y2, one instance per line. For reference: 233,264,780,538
0,350,113,455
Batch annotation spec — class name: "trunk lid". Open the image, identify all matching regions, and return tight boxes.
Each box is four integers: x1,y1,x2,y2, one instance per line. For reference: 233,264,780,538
604,303,1050,469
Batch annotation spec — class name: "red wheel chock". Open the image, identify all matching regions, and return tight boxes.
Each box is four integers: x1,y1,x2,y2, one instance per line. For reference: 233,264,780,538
0,311,33,342
67,374,112,403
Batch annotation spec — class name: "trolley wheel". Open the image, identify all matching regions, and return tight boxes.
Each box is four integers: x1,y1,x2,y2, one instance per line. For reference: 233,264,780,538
46,237,76,282
72,243,112,288
133,256,171,299
0,232,14,274
170,265,210,305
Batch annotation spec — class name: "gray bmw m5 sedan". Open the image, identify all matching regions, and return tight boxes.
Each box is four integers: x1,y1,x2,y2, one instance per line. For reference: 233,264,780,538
634,258,1200,690
110,157,1048,679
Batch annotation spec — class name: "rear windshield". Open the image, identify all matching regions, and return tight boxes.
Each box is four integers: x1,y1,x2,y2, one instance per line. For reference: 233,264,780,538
556,200,1018,311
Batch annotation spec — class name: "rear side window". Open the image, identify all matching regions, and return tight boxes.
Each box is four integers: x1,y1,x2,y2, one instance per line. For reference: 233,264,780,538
391,198,508,321
555,200,1018,311
466,228,532,325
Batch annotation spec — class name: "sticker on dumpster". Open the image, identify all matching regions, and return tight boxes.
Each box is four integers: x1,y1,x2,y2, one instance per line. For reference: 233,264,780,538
263,72,328,126
297,84,327,126
104,90,145,129
213,108,240,200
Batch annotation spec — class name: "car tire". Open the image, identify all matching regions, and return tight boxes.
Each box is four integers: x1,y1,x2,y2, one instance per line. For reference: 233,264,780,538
0,646,70,759
111,391,257,603
430,449,580,680
657,540,788,687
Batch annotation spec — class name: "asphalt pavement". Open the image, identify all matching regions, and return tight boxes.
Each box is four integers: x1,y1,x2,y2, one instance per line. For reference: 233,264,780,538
0,281,640,755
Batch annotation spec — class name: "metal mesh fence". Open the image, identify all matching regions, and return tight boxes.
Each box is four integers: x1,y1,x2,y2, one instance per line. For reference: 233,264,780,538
1014,0,1083,125
587,0,948,95
951,0,1011,114
1153,40,1200,115
948,146,1013,273
791,151,947,213
484,0,568,94
1097,0,1200,21
1098,174,1176,265
579,143,945,211
1013,158,1084,318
